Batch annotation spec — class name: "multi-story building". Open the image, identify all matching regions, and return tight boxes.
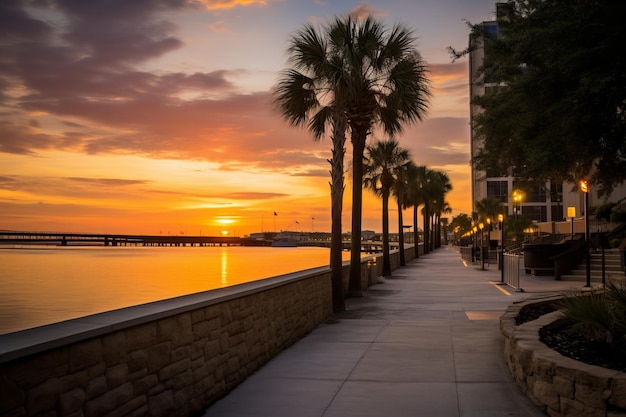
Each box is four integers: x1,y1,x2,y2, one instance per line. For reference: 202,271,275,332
468,3,626,225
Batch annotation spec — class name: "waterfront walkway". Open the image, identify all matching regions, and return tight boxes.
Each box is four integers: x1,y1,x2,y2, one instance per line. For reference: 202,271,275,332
201,246,587,417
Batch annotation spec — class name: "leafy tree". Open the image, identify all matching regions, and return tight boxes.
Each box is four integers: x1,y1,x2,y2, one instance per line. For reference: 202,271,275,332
450,213,473,242
455,0,626,196
364,139,412,277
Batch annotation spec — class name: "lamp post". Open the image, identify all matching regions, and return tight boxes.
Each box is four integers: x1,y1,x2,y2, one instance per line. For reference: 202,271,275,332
580,179,590,287
479,222,485,270
567,206,576,239
512,190,524,242
498,214,504,283
473,225,478,263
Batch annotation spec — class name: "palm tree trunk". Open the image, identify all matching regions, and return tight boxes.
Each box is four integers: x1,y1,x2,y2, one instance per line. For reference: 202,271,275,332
397,198,405,266
381,189,391,277
413,205,419,258
423,203,430,254
348,136,367,296
329,127,346,312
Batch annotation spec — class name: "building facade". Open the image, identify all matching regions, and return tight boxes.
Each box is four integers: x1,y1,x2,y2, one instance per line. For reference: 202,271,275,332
468,3,626,225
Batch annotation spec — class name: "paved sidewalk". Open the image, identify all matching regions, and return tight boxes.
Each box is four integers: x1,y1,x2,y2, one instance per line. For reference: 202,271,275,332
202,246,587,417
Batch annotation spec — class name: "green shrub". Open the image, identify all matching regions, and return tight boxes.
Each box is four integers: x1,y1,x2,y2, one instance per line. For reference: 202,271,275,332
558,282,626,350
611,210,626,223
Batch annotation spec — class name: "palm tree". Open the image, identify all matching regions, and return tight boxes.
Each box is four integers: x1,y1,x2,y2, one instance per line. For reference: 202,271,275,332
421,169,452,253
433,200,452,248
325,16,430,294
475,197,503,224
274,22,349,312
405,164,427,258
393,161,416,266
363,139,411,276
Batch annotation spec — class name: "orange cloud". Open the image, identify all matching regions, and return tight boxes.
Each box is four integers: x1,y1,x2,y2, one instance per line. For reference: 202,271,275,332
196,0,267,11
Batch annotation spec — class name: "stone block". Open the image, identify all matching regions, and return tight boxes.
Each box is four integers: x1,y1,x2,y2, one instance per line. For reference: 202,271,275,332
102,332,126,365
575,381,611,408
190,339,207,360
58,388,86,415
173,315,194,348
171,346,191,363
533,353,556,381
69,339,103,373
60,369,89,392
125,323,157,351
5,348,68,388
125,350,148,373
553,375,574,399
159,358,190,383
133,374,158,395
157,317,177,342
172,368,193,390
610,376,626,408
560,397,604,417
84,382,133,417
148,389,174,417
26,378,61,415
123,403,149,417
102,395,146,417
532,379,560,410
190,308,205,324
0,374,25,412
85,375,107,400
192,320,210,338
106,363,129,388
147,342,171,374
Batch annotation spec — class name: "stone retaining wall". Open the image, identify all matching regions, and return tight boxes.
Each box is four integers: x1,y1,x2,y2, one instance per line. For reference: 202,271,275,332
0,267,336,417
501,297,626,417
0,248,418,417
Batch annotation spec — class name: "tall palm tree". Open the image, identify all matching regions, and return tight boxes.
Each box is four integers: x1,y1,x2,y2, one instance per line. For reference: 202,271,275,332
325,16,430,294
433,200,452,248
393,161,416,266
405,164,427,258
274,23,349,312
363,139,411,277
421,169,452,253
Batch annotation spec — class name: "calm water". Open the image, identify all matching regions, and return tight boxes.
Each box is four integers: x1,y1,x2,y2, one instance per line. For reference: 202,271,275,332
0,245,349,335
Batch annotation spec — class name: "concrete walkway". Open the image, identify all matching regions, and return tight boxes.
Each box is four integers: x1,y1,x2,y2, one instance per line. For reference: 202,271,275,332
202,246,587,417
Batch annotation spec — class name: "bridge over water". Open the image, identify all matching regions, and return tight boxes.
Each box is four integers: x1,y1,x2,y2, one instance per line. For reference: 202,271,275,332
0,230,396,253
0,231,270,247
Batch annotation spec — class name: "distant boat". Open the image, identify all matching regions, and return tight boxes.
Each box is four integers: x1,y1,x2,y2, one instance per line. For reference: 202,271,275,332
271,239,297,248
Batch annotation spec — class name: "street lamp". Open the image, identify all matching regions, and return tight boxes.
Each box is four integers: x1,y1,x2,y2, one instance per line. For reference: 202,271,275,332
479,222,485,270
498,213,504,282
512,190,523,219
580,179,590,287
473,225,478,263
567,206,576,239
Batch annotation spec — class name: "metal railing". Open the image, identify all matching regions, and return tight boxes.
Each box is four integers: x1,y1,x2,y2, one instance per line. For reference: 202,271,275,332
503,253,523,290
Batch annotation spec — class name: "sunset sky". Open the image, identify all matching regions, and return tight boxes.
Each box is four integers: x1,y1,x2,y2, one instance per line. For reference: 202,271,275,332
1,0,498,237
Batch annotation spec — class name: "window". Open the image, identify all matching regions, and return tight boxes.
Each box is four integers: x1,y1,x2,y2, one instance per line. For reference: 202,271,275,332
486,180,508,203
522,206,547,222
525,184,547,203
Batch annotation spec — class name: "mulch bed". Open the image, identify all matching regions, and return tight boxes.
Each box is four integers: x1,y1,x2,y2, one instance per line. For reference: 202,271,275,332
516,301,626,373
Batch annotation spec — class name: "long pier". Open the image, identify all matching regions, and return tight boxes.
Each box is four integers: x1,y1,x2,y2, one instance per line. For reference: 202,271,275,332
0,231,399,254
0,231,271,247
